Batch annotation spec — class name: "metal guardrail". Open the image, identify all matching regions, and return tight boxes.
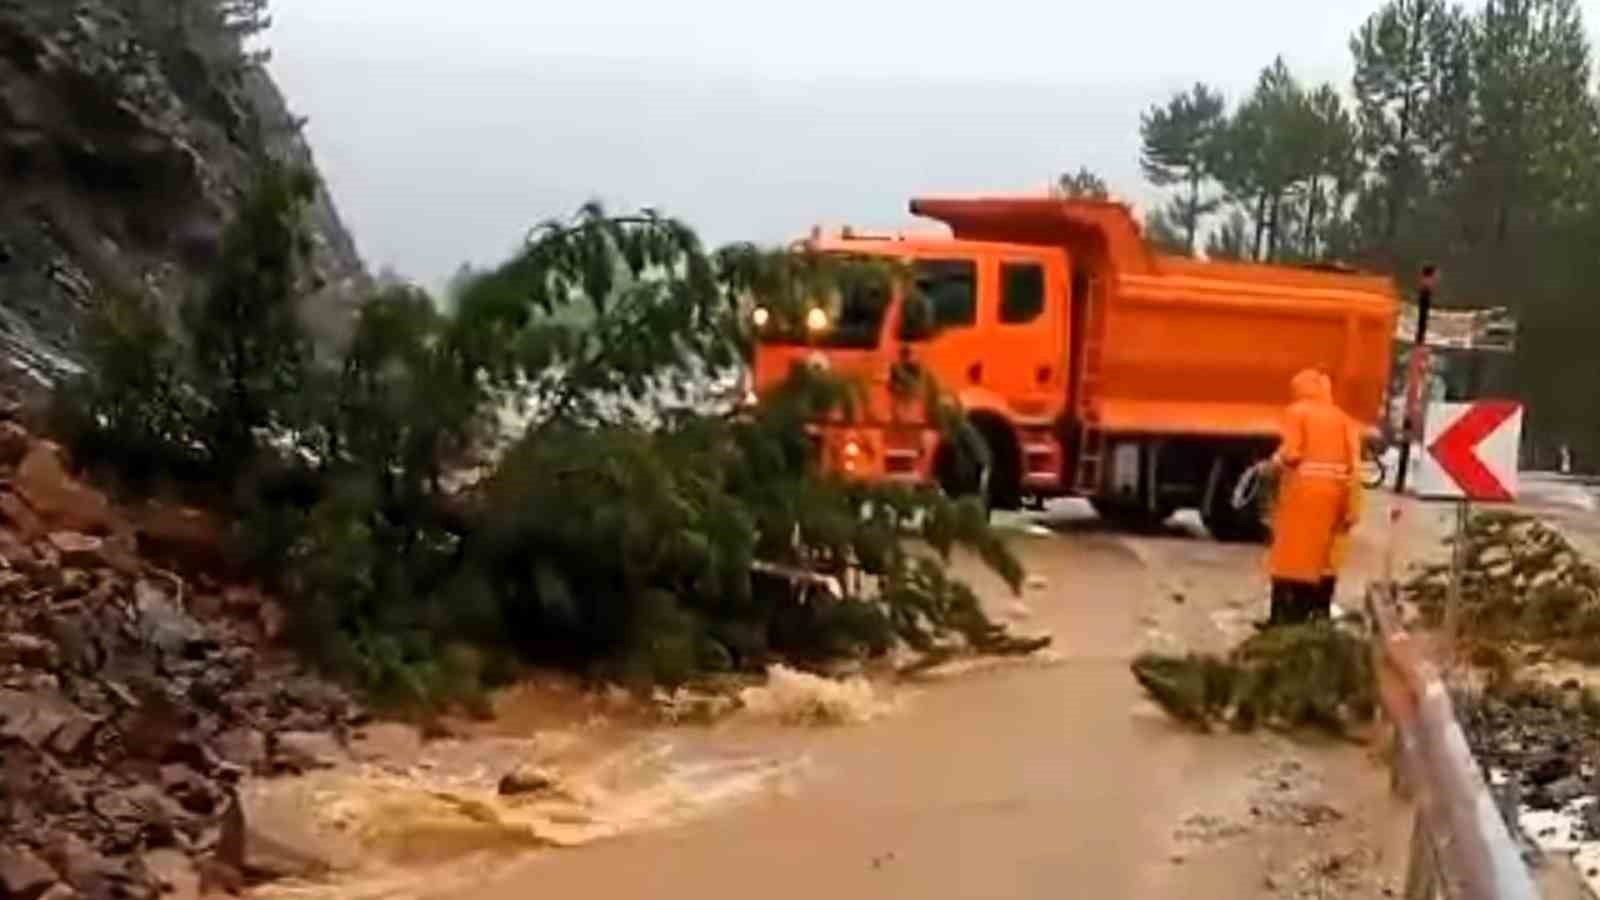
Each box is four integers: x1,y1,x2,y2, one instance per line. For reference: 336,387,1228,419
1368,587,1540,900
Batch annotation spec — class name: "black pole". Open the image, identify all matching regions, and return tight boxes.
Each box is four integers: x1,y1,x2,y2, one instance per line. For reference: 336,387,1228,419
1394,265,1437,494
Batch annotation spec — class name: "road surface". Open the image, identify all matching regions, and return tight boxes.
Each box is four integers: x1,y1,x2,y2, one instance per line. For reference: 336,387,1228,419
254,502,1417,900
471,504,1405,898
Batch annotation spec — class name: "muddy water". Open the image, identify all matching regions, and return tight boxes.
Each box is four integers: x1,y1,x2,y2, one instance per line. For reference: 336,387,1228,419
250,504,1409,899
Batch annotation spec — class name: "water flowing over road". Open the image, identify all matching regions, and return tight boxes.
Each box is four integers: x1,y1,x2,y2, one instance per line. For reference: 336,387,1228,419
253,502,1416,900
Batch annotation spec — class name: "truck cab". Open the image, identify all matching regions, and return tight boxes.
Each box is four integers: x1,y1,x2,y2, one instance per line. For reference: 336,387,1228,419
750,232,1072,501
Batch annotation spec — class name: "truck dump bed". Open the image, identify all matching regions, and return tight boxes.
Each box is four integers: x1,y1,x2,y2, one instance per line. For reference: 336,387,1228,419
911,196,1398,439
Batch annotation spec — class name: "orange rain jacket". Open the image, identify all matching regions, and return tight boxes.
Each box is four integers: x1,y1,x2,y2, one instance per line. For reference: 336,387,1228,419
1267,370,1359,584
1327,416,1365,574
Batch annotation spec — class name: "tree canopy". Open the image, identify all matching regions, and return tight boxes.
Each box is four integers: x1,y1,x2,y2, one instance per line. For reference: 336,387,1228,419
1133,0,1600,466
59,172,1041,707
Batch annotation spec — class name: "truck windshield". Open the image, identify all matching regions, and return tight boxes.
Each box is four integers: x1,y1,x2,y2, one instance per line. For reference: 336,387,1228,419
756,262,893,349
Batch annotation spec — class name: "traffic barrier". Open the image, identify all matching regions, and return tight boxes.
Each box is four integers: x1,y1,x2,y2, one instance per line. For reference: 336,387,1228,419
1367,586,1540,900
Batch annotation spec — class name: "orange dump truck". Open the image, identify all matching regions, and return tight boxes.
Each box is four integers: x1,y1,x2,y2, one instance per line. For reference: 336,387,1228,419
751,196,1398,540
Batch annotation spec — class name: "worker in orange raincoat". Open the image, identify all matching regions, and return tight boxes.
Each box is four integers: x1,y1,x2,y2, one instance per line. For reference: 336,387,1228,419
1267,369,1360,625
1316,406,1367,617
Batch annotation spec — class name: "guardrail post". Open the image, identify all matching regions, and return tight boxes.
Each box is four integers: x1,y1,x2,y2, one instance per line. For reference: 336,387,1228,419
1405,812,1440,899
1367,583,1540,900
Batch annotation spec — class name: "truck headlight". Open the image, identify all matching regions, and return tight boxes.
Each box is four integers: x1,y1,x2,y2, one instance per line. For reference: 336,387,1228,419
752,306,770,328
806,307,829,333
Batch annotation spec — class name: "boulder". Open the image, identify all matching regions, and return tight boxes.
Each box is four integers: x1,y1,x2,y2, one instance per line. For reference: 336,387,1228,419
131,582,208,658
0,494,45,541
217,791,333,882
45,533,106,570
256,600,286,642
0,634,59,670
0,689,94,753
39,833,119,897
0,526,34,568
271,732,345,772
132,504,224,574
348,722,422,764
186,593,223,621
118,693,187,765
160,764,220,816
14,443,120,536
46,710,98,759
220,587,262,618
0,422,31,467
0,845,57,900
0,570,29,599
122,784,184,848
498,764,557,797
213,728,266,772
139,849,198,900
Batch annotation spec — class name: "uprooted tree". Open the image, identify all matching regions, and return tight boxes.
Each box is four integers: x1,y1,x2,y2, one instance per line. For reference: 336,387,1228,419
56,171,1045,707
1132,624,1376,735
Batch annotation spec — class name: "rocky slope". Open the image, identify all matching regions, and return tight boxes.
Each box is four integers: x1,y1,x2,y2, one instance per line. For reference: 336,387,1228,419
0,0,366,392
0,415,364,899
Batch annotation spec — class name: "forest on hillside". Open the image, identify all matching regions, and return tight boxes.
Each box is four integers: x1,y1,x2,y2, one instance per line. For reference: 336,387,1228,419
1093,0,1600,467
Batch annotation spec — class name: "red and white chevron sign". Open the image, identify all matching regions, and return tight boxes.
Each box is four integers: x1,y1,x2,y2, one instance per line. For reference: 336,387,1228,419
1417,401,1523,502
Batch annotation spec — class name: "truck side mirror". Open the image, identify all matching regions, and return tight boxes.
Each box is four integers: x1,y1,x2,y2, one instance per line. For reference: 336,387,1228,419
899,293,936,342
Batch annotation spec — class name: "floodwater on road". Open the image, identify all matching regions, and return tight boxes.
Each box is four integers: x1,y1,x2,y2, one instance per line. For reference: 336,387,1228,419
250,502,1413,900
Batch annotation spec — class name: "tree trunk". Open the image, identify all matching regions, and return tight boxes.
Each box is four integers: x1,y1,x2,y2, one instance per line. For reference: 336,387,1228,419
1252,193,1269,261
1185,173,1200,254
1384,0,1428,249
1301,178,1320,258
1267,191,1283,261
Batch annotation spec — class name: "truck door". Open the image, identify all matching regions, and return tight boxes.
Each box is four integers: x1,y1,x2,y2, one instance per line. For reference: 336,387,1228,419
984,252,1068,421
898,256,985,393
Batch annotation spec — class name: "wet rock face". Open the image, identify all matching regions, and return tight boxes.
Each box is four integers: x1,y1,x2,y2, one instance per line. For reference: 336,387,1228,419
0,422,363,897
0,1,367,394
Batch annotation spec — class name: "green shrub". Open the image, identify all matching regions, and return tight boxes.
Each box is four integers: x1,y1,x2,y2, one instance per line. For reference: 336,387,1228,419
57,197,1042,708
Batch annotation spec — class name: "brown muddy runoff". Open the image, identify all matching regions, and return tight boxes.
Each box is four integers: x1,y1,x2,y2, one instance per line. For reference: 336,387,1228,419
247,505,1412,900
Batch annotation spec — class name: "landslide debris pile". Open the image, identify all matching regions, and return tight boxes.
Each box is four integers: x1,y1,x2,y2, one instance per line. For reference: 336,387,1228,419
1402,511,1600,661
1463,680,1600,827
1132,624,1375,734
0,419,362,900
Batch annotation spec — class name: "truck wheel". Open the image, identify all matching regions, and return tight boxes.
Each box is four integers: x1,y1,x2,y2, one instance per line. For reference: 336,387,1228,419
973,419,1022,512
1090,498,1175,533
935,441,988,514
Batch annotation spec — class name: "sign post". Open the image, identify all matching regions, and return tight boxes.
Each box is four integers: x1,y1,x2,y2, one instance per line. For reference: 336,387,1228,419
1417,400,1523,672
1394,266,1439,496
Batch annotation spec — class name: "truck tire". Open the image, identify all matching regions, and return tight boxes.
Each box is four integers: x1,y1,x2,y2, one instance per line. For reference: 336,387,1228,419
971,417,1022,512
1090,497,1175,533
934,440,988,514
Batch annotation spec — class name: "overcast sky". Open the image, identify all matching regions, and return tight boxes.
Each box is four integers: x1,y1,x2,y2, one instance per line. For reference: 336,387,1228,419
266,0,1600,289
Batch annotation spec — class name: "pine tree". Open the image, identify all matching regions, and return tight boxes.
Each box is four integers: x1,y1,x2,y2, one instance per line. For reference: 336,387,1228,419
1214,58,1313,261
1205,210,1253,261
185,160,318,468
1349,0,1473,259
1144,202,1197,255
1140,84,1228,253
1055,167,1111,199
1289,84,1361,261
1466,0,1596,257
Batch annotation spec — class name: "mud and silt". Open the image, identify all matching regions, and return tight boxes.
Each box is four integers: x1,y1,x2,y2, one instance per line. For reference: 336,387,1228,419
236,512,1411,900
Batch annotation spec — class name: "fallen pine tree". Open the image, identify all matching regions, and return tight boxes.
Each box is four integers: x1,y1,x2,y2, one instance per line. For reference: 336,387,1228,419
1132,623,1375,735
